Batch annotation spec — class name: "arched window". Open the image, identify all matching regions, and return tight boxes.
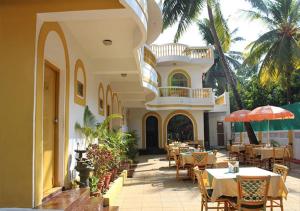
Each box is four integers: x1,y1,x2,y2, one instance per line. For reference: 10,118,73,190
98,83,104,115
74,59,86,106
168,70,191,87
106,85,112,117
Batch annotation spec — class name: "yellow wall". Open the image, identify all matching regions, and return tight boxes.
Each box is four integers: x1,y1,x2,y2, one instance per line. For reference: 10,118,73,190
0,0,122,208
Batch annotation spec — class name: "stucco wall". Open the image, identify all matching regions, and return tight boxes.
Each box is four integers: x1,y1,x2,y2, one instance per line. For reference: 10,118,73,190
127,108,204,149
156,65,205,89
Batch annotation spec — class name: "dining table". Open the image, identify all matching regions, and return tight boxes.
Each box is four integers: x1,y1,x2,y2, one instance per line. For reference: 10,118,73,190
205,167,288,202
253,147,285,160
230,144,245,153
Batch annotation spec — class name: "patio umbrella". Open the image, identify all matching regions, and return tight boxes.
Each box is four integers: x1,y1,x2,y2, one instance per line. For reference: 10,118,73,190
225,110,251,143
247,105,294,145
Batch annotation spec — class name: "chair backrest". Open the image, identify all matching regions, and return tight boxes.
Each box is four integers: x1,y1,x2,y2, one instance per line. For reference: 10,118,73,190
237,175,270,209
273,147,285,159
212,150,218,156
179,146,190,153
192,152,208,168
273,164,289,182
193,167,210,200
214,161,228,168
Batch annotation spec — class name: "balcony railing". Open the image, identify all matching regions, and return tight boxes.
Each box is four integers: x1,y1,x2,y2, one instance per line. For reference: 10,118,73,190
150,43,212,59
144,46,157,69
136,0,148,20
215,94,225,105
159,87,213,98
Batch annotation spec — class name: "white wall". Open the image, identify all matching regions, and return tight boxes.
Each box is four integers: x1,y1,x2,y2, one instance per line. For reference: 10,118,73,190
127,108,204,149
156,65,205,89
208,112,231,147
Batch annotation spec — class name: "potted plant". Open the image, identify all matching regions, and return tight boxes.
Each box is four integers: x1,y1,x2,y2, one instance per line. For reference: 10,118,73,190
89,176,100,197
87,144,109,193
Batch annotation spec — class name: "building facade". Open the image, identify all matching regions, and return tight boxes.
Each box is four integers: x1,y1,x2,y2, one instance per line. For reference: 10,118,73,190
0,0,230,208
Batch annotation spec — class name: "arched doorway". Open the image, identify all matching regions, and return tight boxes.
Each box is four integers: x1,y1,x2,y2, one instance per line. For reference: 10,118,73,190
167,114,194,142
146,116,159,153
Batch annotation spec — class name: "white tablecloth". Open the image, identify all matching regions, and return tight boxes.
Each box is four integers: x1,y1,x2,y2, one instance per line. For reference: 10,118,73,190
205,167,288,202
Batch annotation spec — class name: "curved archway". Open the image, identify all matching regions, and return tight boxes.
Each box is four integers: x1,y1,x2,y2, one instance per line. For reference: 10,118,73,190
167,115,194,141
168,69,191,87
35,22,70,206
142,112,162,150
74,59,86,106
163,111,197,146
106,85,112,117
98,83,105,116
112,93,120,129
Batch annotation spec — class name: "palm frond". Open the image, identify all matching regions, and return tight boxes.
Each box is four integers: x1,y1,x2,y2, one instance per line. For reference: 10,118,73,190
244,0,269,13
83,106,96,128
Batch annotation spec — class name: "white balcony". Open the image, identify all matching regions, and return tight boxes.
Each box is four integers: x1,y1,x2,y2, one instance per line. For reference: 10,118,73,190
150,43,214,66
146,87,215,110
142,46,159,101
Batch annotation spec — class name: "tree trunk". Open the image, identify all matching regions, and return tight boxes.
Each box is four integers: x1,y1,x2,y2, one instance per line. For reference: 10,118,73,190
206,3,259,144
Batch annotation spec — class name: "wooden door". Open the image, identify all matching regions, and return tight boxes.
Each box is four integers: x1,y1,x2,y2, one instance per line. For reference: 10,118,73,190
217,122,225,146
43,63,59,193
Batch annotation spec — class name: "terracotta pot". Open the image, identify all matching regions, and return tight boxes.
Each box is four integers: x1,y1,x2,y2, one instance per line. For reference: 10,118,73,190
97,178,105,193
127,169,134,178
111,168,117,181
90,191,101,197
104,172,112,189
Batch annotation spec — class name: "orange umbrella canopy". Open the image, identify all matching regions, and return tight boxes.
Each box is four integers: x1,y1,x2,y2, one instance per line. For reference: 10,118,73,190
224,110,251,122
247,105,294,121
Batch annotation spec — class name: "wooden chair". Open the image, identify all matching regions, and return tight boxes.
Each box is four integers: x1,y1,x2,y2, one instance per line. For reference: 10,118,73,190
174,153,191,180
213,161,228,168
191,152,208,183
245,145,261,167
193,167,229,211
267,164,289,211
272,147,287,167
229,175,271,211
165,144,175,167
229,145,240,161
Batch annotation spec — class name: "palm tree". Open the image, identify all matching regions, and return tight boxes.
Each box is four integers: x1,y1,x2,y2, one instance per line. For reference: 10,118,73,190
162,0,265,144
199,19,244,95
244,0,300,104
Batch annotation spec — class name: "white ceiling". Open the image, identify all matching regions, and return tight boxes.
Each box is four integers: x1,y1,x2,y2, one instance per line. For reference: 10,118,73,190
63,18,135,59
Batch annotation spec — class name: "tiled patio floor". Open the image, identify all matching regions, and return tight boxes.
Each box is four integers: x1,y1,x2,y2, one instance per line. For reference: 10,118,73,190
113,152,300,211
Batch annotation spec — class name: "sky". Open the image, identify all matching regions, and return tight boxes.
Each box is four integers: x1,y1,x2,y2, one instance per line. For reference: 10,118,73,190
154,0,267,52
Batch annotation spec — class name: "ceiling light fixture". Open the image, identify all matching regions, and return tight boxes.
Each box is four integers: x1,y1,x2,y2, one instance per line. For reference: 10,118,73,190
103,39,112,46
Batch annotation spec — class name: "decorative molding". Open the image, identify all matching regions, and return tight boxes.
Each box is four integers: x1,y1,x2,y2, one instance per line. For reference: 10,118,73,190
74,59,86,106
106,84,112,117
168,69,191,88
35,22,70,206
98,82,105,116
142,112,162,149
163,110,198,147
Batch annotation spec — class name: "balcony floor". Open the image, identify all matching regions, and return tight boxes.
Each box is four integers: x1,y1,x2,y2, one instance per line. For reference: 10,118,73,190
111,152,300,211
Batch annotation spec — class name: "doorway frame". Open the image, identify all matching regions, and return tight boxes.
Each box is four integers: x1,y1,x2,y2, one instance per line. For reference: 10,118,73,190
43,60,60,192
163,110,198,147
35,22,70,207
142,112,162,149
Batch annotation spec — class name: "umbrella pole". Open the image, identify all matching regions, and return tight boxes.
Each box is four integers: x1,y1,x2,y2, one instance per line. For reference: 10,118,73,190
268,120,270,146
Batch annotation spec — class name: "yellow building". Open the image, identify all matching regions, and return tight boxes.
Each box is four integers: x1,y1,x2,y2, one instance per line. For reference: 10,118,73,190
0,0,230,209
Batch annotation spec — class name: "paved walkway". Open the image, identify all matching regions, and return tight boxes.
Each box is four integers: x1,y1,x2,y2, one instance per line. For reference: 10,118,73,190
113,153,300,211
